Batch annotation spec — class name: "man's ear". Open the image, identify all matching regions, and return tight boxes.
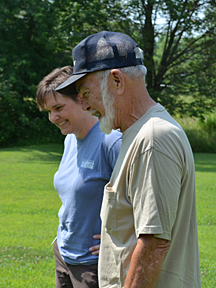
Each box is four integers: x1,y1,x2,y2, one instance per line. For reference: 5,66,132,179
110,69,125,95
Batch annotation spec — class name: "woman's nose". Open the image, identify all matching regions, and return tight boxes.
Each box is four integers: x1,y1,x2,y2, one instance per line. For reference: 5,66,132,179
49,111,59,123
82,97,90,111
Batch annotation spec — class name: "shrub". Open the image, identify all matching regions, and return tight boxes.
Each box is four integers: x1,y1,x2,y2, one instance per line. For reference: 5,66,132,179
175,113,216,153
0,82,65,148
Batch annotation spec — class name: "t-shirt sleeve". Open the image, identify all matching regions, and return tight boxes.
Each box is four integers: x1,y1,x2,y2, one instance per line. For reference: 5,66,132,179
128,148,182,241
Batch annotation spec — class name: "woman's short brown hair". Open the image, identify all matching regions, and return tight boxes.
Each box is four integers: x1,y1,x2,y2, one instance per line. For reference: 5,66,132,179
36,66,78,111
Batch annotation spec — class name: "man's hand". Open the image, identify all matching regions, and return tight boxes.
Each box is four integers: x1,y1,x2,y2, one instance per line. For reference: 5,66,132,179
89,234,101,255
124,234,170,288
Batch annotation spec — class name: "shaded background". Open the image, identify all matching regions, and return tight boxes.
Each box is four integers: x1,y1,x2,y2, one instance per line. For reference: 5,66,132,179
1,0,216,150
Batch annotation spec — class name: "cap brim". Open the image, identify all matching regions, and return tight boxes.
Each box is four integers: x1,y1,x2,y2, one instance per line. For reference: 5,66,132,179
55,73,87,96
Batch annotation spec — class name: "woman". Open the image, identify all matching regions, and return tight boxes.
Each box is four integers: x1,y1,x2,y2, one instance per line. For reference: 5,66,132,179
36,66,122,288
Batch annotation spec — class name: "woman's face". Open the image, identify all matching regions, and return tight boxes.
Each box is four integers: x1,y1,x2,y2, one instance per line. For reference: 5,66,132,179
44,92,84,136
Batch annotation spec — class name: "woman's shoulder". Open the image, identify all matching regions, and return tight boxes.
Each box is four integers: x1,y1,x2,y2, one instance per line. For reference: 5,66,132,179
103,129,122,146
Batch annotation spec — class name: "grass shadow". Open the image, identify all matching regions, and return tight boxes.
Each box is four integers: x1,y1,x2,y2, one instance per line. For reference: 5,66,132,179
0,143,64,163
194,153,216,173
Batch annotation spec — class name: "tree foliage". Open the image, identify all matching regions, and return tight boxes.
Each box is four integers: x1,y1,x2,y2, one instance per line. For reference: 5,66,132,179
53,0,216,116
0,0,67,147
99,0,216,116
0,0,216,147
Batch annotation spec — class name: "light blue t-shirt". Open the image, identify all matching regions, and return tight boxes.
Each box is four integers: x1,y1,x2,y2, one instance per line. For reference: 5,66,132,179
54,122,122,265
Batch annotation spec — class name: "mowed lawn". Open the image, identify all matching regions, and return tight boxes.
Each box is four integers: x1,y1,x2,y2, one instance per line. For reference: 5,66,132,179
0,144,215,287
0,144,63,288
194,153,216,287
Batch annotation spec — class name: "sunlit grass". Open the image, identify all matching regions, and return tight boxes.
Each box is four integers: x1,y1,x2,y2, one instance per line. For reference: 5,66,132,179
0,145,215,287
194,153,216,287
0,144,63,287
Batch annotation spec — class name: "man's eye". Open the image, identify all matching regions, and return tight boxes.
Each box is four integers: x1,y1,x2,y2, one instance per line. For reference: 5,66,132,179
56,106,62,111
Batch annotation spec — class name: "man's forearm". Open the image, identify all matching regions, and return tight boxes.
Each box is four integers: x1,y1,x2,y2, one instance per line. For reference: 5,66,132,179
124,235,170,288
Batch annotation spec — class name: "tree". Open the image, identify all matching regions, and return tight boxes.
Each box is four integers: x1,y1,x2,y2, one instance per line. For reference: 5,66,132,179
52,0,112,48
97,0,216,116
0,0,68,147
1,0,216,147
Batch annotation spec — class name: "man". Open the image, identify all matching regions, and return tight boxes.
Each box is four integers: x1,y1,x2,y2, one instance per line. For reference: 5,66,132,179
56,31,201,288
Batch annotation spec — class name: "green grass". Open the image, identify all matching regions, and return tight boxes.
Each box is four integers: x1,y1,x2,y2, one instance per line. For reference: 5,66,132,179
0,145,215,287
194,153,216,287
0,144,63,287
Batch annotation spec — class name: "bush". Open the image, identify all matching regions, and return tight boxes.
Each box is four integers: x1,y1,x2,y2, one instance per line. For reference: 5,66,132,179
0,81,65,148
175,113,216,153
0,93,65,148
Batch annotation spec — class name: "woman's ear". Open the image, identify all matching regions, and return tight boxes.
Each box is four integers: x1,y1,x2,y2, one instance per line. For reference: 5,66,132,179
76,93,83,104
110,69,125,96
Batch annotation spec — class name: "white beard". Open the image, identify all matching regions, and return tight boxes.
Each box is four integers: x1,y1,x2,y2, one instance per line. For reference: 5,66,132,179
99,115,113,134
100,84,115,134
